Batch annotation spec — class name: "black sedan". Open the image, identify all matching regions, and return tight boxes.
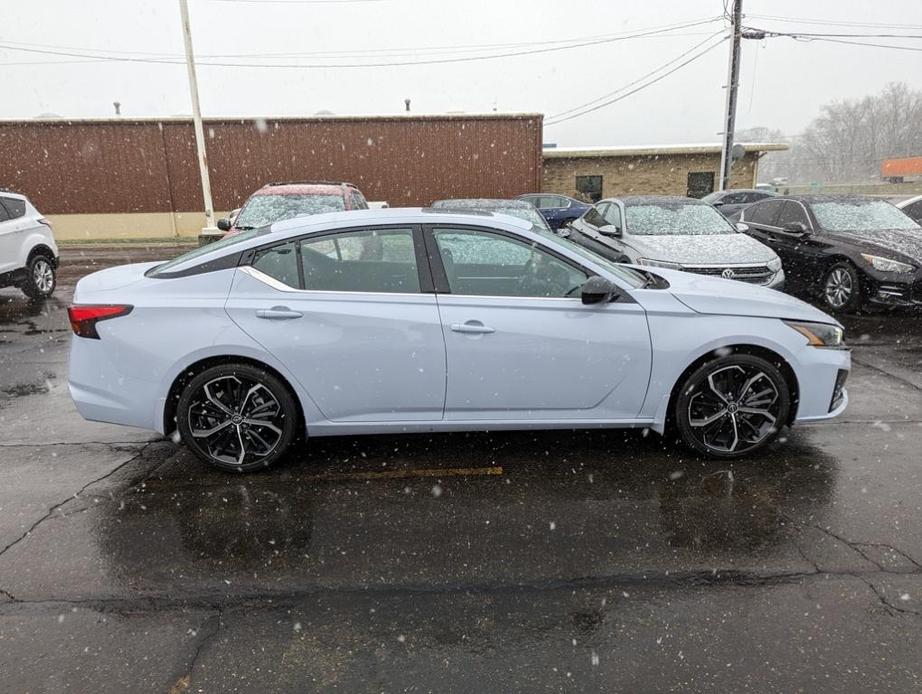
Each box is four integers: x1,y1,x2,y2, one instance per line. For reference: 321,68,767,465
739,194,922,312
701,188,776,219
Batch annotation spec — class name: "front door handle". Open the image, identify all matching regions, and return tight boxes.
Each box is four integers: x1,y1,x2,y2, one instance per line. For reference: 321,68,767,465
450,320,495,335
256,306,303,320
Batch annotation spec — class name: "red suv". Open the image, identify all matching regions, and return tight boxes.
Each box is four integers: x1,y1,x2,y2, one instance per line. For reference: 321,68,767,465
218,181,368,234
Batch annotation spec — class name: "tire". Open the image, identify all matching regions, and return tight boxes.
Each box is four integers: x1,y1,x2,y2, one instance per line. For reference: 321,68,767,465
674,353,791,459
19,254,56,300
176,363,299,472
821,261,863,313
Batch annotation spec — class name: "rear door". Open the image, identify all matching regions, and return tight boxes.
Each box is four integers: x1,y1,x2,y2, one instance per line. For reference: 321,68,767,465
226,226,447,422
0,197,30,274
426,225,651,421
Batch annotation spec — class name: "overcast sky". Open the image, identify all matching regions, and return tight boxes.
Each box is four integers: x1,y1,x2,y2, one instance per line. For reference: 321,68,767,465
3,0,921,146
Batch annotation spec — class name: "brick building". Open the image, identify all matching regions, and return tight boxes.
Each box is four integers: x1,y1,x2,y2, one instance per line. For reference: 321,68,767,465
542,143,788,201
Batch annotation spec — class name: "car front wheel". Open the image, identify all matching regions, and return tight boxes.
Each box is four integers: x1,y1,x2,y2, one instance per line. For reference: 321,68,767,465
176,363,299,472
20,254,56,300
675,353,791,458
822,262,863,313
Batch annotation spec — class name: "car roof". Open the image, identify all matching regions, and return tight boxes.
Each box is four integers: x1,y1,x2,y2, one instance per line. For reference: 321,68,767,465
0,188,27,200
164,208,534,274
432,198,532,209
253,181,353,196
897,194,922,207
607,195,707,207
773,194,884,204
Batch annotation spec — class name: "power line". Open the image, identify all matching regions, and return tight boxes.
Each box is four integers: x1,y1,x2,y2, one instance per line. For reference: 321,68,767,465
746,29,922,53
547,30,726,121
746,14,922,31
0,20,723,62
545,37,727,126
0,17,725,69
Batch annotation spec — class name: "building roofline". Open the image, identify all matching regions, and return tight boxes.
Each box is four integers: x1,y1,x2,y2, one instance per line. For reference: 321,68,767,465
542,142,789,158
0,112,544,126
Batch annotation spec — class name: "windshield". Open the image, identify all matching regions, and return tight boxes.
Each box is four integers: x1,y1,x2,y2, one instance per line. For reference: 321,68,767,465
236,193,345,228
625,203,736,235
431,199,549,230
148,227,265,276
534,227,646,288
812,200,921,232
495,206,550,230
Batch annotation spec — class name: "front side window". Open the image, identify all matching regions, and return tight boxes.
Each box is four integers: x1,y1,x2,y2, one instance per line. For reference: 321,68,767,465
744,199,784,226
776,201,811,229
812,200,921,232
583,204,606,228
625,203,735,236
433,227,588,298
602,204,622,229
236,193,346,228
350,190,368,210
300,227,419,293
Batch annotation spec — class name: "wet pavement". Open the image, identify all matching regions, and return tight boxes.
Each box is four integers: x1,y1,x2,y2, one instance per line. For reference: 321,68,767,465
1,244,921,692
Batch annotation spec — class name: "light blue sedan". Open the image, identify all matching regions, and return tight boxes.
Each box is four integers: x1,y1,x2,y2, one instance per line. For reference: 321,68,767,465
67,209,850,472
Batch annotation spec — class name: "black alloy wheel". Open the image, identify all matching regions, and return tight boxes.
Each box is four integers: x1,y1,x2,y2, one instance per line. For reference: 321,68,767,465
177,363,298,472
675,353,790,458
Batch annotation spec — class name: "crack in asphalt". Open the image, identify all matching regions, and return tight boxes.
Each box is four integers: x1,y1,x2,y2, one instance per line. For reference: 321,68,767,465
168,610,223,694
0,566,920,617
851,355,922,393
855,574,922,617
0,440,156,449
0,443,154,562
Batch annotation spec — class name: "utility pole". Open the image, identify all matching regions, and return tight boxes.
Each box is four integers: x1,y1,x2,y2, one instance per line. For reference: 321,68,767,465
179,0,217,233
718,0,743,191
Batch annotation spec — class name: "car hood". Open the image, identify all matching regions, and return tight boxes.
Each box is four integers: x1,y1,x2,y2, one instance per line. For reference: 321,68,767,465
644,266,838,324
625,233,777,265
829,229,922,263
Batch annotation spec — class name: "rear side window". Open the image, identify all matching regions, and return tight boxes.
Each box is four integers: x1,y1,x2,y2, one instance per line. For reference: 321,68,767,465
0,197,25,220
252,242,300,288
299,228,419,293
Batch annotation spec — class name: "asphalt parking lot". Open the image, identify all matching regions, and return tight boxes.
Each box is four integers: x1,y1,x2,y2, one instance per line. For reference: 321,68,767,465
1,244,922,692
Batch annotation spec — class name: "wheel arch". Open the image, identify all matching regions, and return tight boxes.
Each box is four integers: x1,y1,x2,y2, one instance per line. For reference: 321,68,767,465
27,244,57,264
162,355,306,438
663,344,800,434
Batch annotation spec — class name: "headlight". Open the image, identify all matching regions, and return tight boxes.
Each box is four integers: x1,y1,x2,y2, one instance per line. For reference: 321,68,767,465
784,320,845,348
860,253,914,273
767,257,782,272
637,258,682,270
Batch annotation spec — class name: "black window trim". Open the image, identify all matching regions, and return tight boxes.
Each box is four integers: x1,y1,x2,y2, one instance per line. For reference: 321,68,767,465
420,223,597,297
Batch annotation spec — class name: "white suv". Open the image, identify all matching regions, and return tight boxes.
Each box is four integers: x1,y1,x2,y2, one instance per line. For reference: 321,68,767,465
0,191,59,300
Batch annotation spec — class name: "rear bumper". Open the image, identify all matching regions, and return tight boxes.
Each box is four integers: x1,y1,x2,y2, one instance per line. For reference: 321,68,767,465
68,336,160,431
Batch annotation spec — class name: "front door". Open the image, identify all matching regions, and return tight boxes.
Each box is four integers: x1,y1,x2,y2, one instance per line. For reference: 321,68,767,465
226,226,446,422
427,225,652,421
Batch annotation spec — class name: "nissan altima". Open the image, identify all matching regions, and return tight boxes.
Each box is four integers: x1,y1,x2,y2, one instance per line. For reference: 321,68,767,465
68,209,849,472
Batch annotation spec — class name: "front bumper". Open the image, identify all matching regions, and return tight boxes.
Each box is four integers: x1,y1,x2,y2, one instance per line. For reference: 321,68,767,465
792,346,851,423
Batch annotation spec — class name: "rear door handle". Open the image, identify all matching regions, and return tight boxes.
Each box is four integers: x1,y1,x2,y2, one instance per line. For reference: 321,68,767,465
450,320,495,334
256,306,303,320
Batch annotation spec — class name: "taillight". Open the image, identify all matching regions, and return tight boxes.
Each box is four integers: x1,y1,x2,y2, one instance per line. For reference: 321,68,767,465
68,305,133,339
38,217,53,229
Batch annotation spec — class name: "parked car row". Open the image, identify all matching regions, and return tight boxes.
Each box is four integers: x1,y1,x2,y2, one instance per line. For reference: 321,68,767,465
0,189,59,300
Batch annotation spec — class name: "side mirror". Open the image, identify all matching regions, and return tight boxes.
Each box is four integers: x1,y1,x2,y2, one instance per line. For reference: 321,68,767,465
599,224,622,237
735,222,750,232
581,276,619,304
712,201,725,207
782,222,808,234
217,218,232,232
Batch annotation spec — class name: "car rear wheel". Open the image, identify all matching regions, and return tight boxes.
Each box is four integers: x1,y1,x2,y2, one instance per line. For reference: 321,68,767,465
177,363,299,472
822,262,863,313
20,254,56,300
675,354,790,459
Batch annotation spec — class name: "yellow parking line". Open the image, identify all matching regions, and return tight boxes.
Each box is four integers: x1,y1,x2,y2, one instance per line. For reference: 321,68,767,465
311,466,503,482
